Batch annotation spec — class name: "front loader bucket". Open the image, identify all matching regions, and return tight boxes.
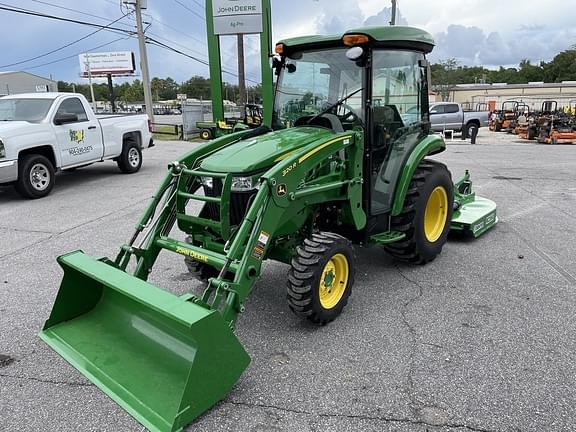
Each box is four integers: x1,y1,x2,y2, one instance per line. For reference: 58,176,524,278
39,251,250,432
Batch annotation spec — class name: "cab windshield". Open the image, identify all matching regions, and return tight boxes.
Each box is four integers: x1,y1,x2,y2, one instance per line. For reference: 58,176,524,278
0,98,54,122
274,47,364,129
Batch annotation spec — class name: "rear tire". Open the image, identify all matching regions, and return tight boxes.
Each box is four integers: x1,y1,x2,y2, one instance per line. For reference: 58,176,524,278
200,129,213,140
464,123,478,139
287,232,355,325
117,140,142,173
15,154,55,199
384,160,453,264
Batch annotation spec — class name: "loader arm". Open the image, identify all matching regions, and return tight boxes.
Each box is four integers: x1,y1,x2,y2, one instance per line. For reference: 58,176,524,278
121,130,365,328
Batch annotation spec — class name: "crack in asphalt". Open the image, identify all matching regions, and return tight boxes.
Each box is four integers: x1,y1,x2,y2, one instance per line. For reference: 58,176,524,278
458,151,576,223
0,372,94,388
0,226,57,234
502,221,576,285
0,198,149,260
394,264,426,413
226,400,496,432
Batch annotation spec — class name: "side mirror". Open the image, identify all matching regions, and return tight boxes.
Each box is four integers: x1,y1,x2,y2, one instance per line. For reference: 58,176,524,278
54,113,78,125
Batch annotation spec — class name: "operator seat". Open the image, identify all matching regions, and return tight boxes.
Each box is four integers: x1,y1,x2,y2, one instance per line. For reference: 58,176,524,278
373,105,404,149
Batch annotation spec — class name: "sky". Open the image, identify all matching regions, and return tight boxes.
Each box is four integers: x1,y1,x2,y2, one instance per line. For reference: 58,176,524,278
0,0,575,85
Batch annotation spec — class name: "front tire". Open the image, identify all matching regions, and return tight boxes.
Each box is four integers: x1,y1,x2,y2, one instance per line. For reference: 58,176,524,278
117,140,142,173
287,232,355,325
15,154,55,199
384,160,454,264
184,236,220,282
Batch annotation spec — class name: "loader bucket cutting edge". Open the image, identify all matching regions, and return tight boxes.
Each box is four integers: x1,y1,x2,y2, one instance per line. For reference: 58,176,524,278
39,250,250,432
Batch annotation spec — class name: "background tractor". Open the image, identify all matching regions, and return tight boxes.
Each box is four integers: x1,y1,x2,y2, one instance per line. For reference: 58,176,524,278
40,26,497,432
197,103,264,140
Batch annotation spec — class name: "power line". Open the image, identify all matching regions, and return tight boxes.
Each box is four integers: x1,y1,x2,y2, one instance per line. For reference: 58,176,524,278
0,12,133,69
190,0,205,9
0,3,134,34
23,36,132,71
146,36,260,84
28,0,134,29
171,0,205,22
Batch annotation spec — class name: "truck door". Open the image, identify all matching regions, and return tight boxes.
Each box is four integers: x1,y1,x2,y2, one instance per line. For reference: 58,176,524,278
53,97,103,167
429,104,446,131
443,103,461,130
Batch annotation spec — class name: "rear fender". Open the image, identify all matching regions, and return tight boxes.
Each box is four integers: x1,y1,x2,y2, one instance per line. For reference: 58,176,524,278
391,134,446,216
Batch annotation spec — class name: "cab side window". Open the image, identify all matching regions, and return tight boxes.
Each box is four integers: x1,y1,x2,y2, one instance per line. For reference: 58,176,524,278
430,105,445,115
56,98,88,123
444,104,459,114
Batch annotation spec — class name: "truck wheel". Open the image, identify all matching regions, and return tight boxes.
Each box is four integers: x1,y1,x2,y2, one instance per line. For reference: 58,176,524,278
200,129,213,140
117,140,142,174
184,236,219,281
384,160,454,264
15,154,55,199
464,123,478,139
287,232,355,325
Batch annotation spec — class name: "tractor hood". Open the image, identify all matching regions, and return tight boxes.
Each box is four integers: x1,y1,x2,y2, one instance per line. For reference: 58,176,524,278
200,127,336,173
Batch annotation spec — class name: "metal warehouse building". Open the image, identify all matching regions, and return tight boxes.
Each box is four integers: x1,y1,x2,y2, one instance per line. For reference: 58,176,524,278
0,71,58,96
446,82,576,111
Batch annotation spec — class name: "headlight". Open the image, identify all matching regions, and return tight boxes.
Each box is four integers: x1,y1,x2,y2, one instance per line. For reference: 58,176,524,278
201,174,261,192
0,139,5,158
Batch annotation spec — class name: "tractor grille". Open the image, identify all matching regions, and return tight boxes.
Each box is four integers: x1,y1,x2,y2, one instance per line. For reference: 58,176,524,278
202,180,255,227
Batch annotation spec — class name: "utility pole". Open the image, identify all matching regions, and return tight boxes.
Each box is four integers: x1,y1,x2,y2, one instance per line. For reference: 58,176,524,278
390,0,397,25
85,55,97,111
237,34,246,119
134,0,154,123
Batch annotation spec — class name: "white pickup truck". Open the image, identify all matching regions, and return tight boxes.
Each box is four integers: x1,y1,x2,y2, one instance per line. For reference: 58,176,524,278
0,92,153,198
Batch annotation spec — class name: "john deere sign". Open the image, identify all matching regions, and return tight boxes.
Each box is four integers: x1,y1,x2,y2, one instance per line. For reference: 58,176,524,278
212,0,262,35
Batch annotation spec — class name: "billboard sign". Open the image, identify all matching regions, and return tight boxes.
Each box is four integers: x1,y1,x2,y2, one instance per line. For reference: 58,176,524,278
79,52,136,77
212,0,262,35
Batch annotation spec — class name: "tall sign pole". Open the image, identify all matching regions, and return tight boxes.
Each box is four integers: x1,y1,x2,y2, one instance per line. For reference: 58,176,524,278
206,0,273,127
134,0,154,122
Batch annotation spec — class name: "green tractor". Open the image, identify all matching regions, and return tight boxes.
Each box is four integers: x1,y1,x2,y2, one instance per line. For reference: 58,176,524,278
40,26,497,432
197,103,264,140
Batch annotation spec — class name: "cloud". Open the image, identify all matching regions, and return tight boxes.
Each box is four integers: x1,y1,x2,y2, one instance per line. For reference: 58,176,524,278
428,23,576,68
364,7,408,27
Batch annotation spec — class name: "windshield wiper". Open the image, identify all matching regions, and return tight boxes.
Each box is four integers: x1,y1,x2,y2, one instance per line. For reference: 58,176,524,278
307,87,363,125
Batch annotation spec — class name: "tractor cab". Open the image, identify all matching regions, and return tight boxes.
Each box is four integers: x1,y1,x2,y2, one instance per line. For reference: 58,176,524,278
273,27,436,236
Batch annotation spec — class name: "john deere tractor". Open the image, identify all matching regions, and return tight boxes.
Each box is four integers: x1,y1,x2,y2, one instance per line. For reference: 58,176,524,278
40,26,497,432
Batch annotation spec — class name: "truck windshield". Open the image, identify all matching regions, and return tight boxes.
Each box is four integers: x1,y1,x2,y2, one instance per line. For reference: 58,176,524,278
274,47,364,128
0,98,54,122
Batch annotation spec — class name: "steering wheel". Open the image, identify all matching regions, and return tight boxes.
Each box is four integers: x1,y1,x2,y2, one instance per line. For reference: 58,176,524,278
325,102,359,124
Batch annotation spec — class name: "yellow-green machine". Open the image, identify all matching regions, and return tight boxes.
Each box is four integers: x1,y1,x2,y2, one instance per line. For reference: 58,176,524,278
40,21,497,432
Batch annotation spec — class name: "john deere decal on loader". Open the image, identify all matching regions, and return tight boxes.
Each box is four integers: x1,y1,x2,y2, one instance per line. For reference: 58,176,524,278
40,25,497,432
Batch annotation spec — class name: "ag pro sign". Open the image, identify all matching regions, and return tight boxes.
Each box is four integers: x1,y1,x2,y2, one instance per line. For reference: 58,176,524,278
212,0,263,35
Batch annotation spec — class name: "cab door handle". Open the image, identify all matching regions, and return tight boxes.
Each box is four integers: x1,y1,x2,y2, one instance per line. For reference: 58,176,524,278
88,126,97,130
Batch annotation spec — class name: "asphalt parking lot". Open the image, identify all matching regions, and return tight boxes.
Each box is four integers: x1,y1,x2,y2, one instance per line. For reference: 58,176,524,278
1,129,575,432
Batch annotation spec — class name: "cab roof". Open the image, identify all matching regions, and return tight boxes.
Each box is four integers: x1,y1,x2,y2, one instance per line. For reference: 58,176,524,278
278,26,435,55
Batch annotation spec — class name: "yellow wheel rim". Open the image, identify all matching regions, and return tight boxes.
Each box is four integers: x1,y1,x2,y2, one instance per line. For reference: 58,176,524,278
424,186,448,242
319,253,349,309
